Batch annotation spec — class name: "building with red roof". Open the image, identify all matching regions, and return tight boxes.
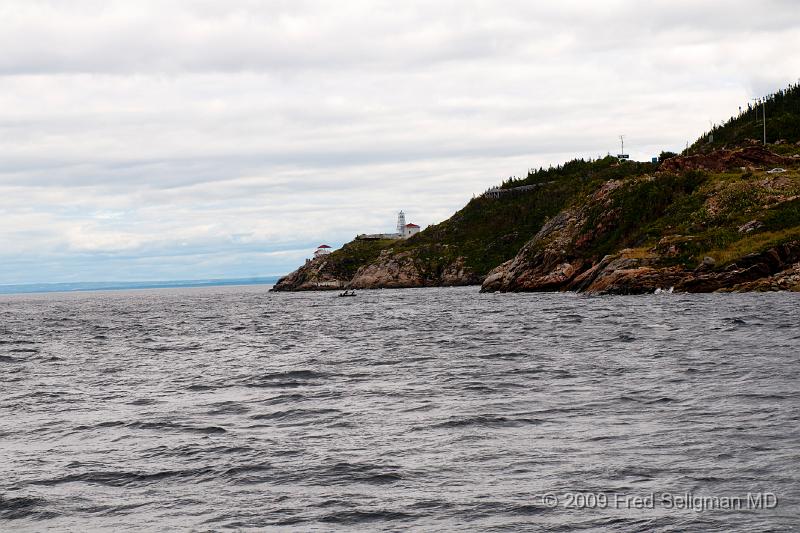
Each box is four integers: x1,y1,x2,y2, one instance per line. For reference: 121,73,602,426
314,244,333,258
403,223,420,238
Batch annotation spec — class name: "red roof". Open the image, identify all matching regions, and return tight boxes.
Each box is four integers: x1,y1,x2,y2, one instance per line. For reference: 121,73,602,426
317,244,331,248
405,223,419,228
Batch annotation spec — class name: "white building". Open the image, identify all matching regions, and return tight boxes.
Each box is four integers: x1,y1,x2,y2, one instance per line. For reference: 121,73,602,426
354,211,423,241
396,211,406,234
403,223,420,238
396,211,421,239
313,244,332,258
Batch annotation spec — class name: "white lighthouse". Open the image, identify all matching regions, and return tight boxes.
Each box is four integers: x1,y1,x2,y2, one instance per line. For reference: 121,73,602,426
355,210,422,241
396,211,406,235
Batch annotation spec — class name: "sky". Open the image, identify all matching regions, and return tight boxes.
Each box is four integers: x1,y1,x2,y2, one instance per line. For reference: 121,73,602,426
2,0,799,284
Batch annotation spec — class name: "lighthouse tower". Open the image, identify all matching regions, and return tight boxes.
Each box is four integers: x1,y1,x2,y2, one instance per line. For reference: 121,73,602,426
396,211,406,235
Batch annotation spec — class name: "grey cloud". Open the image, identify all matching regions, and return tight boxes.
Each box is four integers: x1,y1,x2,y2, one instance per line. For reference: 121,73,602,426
0,1,797,75
1,0,799,283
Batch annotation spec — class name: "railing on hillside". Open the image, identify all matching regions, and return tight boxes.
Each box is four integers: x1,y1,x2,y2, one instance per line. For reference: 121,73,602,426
482,181,554,199
355,233,402,240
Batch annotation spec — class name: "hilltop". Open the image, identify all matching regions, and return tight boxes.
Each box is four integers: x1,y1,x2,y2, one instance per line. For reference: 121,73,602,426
272,84,800,293
693,83,800,153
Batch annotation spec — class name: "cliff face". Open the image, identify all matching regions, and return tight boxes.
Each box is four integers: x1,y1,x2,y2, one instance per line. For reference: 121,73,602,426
273,250,482,291
273,174,587,291
271,239,483,291
481,179,622,292
348,252,481,289
544,241,800,295
274,82,800,295
271,238,394,291
270,256,347,291
274,146,800,293
348,250,423,289
482,147,800,294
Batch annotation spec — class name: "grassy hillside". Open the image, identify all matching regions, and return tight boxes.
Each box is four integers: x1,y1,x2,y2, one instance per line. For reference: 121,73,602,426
693,83,800,152
278,82,800,291
389,156,664,275
313,238,395,279
341,83,800,280
576,166,800,267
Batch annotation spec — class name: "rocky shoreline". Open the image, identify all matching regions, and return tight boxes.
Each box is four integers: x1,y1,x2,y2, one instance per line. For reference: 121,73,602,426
272,145,800,295
271,252,481,292
272,240,800,295
481,241,800,294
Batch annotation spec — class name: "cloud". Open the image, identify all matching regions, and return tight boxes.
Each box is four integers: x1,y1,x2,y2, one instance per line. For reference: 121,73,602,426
1,0,799,283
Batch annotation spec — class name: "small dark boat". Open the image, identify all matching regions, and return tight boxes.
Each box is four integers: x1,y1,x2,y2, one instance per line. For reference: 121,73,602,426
338,290,357,297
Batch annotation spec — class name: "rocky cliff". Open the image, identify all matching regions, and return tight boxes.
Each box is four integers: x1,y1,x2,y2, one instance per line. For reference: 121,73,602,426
274,251,485,292
274,146,800,294
484,240,800,295
482,147,800,293
273,172,587,291
275,84,800,294
271,238,393,291
269,256,346,291
348,252,481,289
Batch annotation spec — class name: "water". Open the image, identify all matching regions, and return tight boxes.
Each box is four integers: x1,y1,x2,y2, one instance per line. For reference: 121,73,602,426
0,277,280,295
1,286,798,531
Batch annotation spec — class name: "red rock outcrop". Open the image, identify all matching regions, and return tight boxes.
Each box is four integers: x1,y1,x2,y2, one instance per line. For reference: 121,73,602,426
660,146,793,173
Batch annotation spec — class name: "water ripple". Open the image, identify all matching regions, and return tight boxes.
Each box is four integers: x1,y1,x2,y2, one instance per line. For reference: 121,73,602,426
0,286,798,531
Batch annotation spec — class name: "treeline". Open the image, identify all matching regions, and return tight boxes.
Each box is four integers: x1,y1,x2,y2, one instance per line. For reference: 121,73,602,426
499,82,800,190
694,82,800,151
500,156,656,190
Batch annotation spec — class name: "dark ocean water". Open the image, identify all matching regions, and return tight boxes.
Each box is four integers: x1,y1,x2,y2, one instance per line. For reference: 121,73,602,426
1,285,798,532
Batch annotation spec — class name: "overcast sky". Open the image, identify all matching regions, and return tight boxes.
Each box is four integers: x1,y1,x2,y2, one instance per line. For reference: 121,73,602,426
1,0,799,284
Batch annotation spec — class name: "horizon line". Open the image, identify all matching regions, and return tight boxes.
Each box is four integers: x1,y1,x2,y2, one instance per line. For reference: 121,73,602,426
0,275,284,295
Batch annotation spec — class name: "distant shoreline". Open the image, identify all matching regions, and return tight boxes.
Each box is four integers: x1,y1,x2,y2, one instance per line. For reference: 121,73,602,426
0,277,281,296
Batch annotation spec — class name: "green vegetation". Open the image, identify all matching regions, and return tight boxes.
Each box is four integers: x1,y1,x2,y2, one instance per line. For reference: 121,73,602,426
692,83,800,151
572,166,800,267
317,238,395,279
762,197,800,231
577,170,709,259
296,83,800,286
392,180,578,275
553,83,800,268
388,156,669,275
704,227,800,266
501,156,656,189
